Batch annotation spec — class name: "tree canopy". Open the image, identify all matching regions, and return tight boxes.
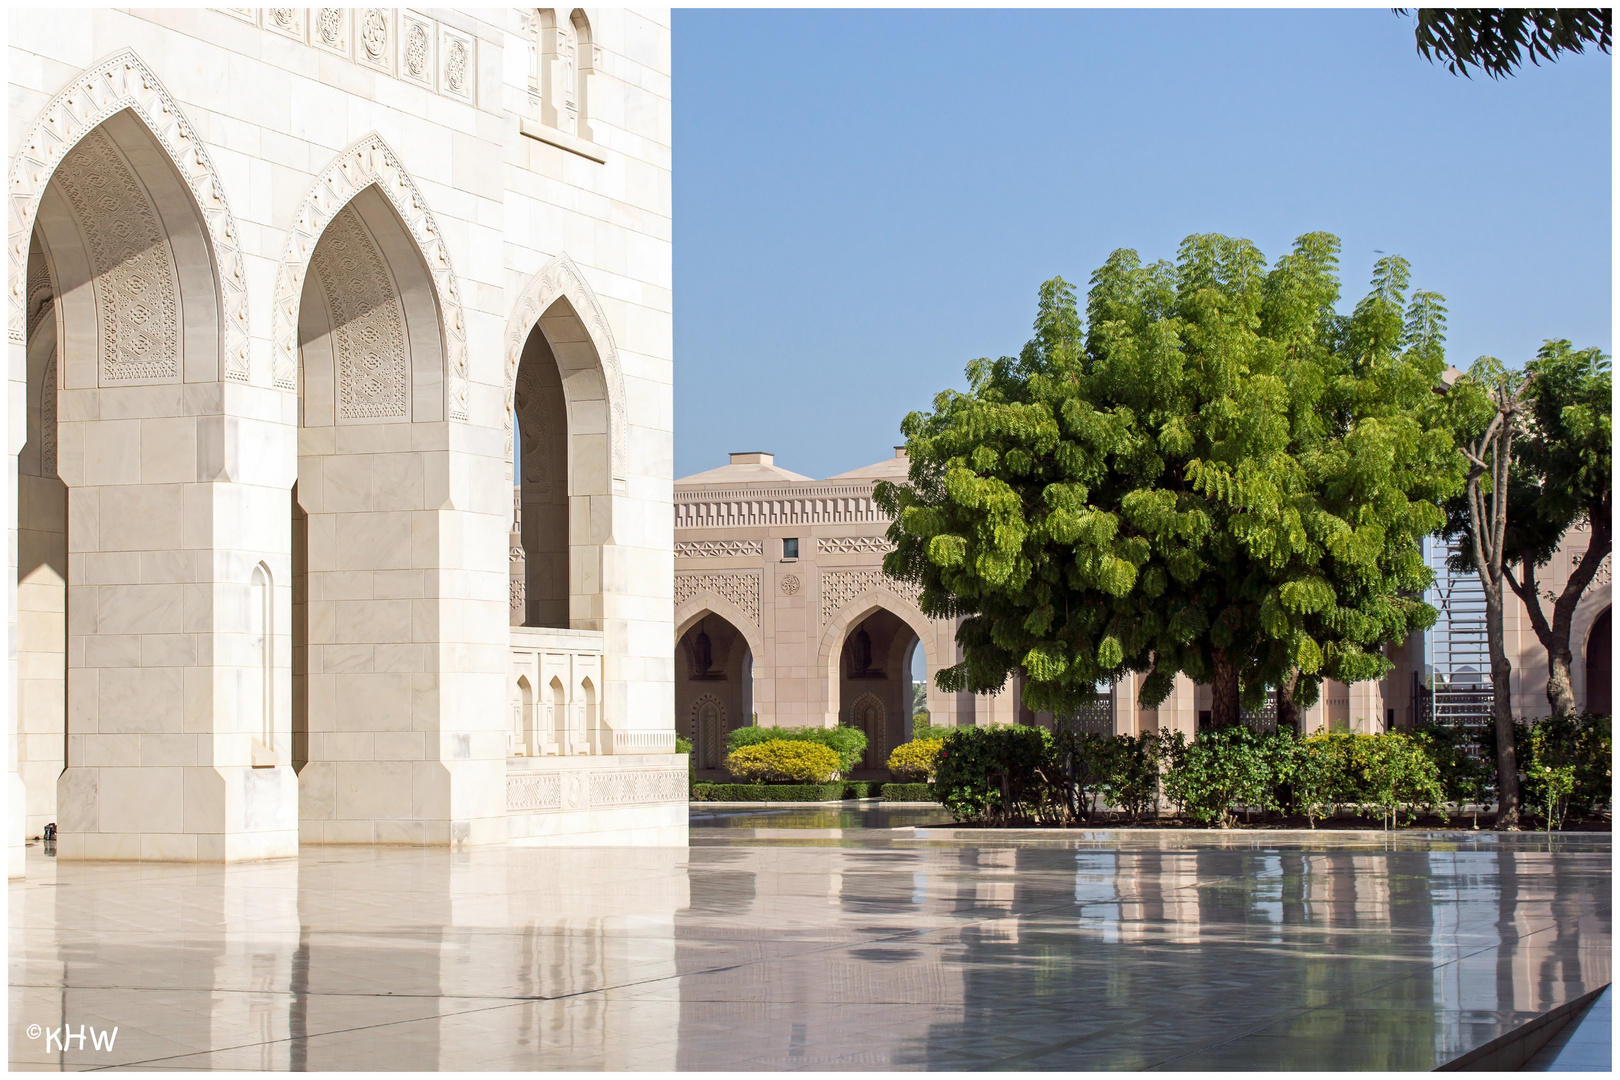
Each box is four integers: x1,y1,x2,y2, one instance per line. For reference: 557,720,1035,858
1442,341,1612,717
876,233,1465,727
1397,8,1612,78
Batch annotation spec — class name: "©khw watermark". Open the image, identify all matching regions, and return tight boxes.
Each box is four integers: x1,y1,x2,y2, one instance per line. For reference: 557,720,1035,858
24,1024,119,1052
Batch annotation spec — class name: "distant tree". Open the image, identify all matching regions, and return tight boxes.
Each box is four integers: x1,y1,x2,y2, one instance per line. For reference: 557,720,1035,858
876,233,1462,732
1440,359,1538,829
1396,8,1612,78
1444,341,1611,719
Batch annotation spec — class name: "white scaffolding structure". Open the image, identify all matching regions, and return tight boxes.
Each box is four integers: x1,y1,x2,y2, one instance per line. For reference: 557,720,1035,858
1421,535,1495,728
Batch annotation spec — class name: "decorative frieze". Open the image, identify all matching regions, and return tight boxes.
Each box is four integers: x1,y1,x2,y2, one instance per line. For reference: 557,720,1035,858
506,771,562,812
674,571,761,625
587,768,688,807
818,535,893,556
675,484,889,529
675,539,764,559
211,10,478,105
820,568,919,622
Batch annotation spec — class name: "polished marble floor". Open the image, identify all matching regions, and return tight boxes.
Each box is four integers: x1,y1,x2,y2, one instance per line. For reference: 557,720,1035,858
8,814,1611,1071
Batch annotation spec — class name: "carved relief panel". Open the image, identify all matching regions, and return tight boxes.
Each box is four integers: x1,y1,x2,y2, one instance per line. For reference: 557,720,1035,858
356,8,394,75
311,8,350,58
308,204,409,422
439,25,475,105
398,10,435,89
51,130,181,385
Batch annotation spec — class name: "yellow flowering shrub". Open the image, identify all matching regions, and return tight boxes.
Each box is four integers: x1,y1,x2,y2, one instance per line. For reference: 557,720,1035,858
886,738,943,781
725,739,841,783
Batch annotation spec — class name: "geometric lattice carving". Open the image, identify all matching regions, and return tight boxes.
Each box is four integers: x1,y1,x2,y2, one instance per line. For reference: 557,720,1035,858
587,768,688,806
8,50,249,381
821,569,919,623
818,535,893,556
675,539,764,559
309,204,408,420
674,572,761,626
503,253,628,479
274,133,469,418
507,771,563,812
52,131,180,383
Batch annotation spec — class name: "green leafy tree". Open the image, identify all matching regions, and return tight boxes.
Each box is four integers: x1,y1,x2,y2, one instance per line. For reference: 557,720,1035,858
876,233,1461,729
1396,9,1612,78
1506,343,1609,717
1440,359,1538,828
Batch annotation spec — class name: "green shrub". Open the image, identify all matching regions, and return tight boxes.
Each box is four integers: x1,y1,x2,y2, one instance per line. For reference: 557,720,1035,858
1160,726,1277,827
1044,729,1113,822
725,739,841,783
842,781,878,799
691,782,845,802
887,738,943,781
1409,724,1489,824
727,724,868,776
1356,732,1447,828
882,782,936,802
674,735,693,755
1100,732,1162,822
934,725,1054,824
1518,713,1612,822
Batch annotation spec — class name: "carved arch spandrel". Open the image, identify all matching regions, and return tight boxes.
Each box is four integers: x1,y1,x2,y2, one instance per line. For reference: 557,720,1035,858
505,253,628,482
273,132,469,417
7,49,249,379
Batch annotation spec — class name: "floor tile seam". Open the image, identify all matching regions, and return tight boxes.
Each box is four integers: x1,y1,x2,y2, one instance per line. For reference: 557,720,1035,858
1136,906,1609,1072
75,990,604,1073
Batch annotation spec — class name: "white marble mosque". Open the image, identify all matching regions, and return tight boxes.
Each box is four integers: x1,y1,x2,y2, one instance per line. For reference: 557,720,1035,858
7,7,684,877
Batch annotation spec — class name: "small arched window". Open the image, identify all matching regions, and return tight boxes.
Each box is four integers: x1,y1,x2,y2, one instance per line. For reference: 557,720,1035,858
251,563,273,752
534,9,597,139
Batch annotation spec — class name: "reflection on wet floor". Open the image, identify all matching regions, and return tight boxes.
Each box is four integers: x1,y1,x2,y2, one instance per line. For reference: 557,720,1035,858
9,822,1611,1071
688,801,956,831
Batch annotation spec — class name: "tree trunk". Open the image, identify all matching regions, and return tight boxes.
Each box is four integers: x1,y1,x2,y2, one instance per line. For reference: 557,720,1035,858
1276,670,1302,736
1211,649,1241,728
1546,649,1576,719
1485,583,1521,829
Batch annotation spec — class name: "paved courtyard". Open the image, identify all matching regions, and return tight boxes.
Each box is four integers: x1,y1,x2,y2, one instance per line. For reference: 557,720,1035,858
8,809,1611,1071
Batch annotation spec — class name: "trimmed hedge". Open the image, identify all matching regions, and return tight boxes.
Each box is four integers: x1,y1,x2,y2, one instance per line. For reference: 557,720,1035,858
692,782,846,802
887,738,943,781
725,739,841,783
727,724,868,775
932,717,1612,828
882,782,936,802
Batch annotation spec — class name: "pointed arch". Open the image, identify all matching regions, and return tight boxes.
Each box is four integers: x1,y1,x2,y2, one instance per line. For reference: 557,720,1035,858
272,132,469,416
504,253,628,483
7,48,248,378
818,597,943,728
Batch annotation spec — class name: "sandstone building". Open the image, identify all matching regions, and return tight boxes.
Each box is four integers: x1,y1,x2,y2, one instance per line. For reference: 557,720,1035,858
670,449,1611,777
8,7,684,877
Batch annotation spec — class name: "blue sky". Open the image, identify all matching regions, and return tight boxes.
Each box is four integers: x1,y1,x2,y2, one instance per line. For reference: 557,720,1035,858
671,8,1612,481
